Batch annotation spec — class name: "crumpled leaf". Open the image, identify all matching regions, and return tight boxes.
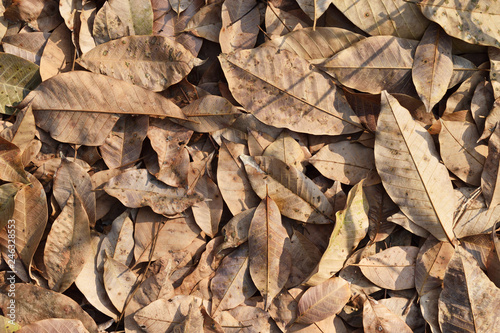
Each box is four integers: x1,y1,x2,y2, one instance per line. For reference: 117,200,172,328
439,246,500,332
412,23,453,113
78,35,202,91
248,196,291,310
332,0,429,39
374,91,455,242
359,246,419,290
219,46,363,136
306,181,369,286
296,277,351,324
104,169,203,216
241,155,335,224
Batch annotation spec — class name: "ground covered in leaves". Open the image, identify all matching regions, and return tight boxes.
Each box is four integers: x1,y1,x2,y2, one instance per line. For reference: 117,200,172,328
1,0,500,332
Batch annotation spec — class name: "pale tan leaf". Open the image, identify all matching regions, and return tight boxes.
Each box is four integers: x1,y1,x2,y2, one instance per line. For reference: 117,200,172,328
75,232,119,320
471,79,494,135
439,118,487,186
147,118,192,188
39,24,74,81
0,283,98,333
220,207,256,251
92,2,129,45
265,2,307,39
100,211,134,266
219,0,259,53
103,255,138,312
296,0,331,21
0,137,29,183
306,181,369,286
296,277,351,324
184,2,222,43
100,115,148,169
248,196,291,310
169,0,195,14
490,47,500,99
3,0,63,32
191,175,223,238
332,0,429,39
134,295,204,332
176,95,241,133
247,129,274,157
134,207,201,264
412,23,453,112
1,105,36,154
91,169,121,221
219,46,363,136
93,0,153,44
363,184,399,242
79,36,200,91
103,169,203,216
418,0,500,47
23,71,186,146
449,55,478,89
263,131,306,172
59,0,80,31
217,139,260,216
263,27,365,61
480,98,500,142
288,315,349,333
415,236,455,297
2,31,49,65
53,158,96,226
444,68,487,116
17,318,89,333
387,211,430,238
211,243,257,315
44,187,91,292
0,183,21,228
339,244,381,298
482,125,500,207
461,234,495,271
419,287,440,333
317,36,418,95
359,246,418,290
241,155,335,224
0,174,47,276
438,246,500,332
310,141,379,185
171,299,204,333
227,301,280,332
363,296,413,333
375,91,455,242
78,2,97,54
287,230,323,288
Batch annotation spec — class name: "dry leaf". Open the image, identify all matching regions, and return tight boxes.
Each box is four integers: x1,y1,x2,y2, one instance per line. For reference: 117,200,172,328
482,125,500,207
39,24,74,81
191,175,223,237
241,155,335,224
219,46,363,136
296,277,351,324
2,32,48,65
412,23,453,113
359,246,419,290
287,230,323,288
103,255,138,312
248,196,291,310
375,91,455,242
219,0,260,53
184,2,222,43
104,169,203,216
306,181,369,286
439,246,500,332
17,318,89,333
1,105,36,154
220,207,256,251
490,47,500,99
4,0,63,32
99,211,134,266
363,296,413,333
0,137,30,183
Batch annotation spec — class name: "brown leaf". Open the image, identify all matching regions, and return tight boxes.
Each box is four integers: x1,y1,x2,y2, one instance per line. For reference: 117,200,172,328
219,0,259,53
39,24,74,80
4,0,63,32
79,35,200,91
219,46,363,136
191,175,223,238
220,207,256,251
439,118,487,186
263,131,307,172
103,169,203,216
184,2,222,43
103,255,138,312
296,277,351,324
471,79,494,135
265,2,307,39
1,105,36,154
217,139,260,216
363,296,413,333
241,155,335,224
172,299,204,332
359,246,418,290
0,283,98,333
100,115,148,169
99,211,134,266
439,246,500,332
412,23,453,113
490,47,500,99
248,196,291,310
482,125,500,207
264,27,364,60
44,186,91,292
364,184,399,243
17,318,89,333
375,91,455,242
415,236,455,297
2,31,49,65
0,183,22,227
23,71,186,146
310,141,379,185
287,230,323,288
211,243,257,315
0,137,29,183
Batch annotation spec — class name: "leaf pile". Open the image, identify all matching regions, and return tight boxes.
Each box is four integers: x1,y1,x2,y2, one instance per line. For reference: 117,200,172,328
1,0,500,332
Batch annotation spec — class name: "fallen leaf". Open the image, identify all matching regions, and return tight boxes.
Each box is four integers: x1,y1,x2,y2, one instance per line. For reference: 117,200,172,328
220,208,256,251
99,211,134,266
363,296,413,333
219,0,259,53
0,137,30,183
1,105,36,154
375,91,455,242
184,2,222,43
17,318,89,333
219,46,363,136
490,47,500,99
296,277,351,324
287,230,323,288
4,0,63,32
2,32,48,65
359,246,419,290
103,255,138,312
482,125,500,207
39,24,74,81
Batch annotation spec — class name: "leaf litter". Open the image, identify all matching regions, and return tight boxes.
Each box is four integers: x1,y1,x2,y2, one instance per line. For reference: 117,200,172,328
1,0,500,332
